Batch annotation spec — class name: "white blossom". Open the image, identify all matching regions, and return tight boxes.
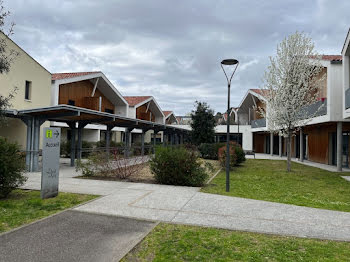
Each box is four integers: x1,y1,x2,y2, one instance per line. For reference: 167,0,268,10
258,32,325,171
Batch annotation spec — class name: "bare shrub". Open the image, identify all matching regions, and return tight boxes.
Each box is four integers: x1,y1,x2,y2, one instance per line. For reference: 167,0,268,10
76,149,147,179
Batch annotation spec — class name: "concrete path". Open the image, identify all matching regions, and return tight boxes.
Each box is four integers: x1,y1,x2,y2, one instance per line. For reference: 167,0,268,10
343,176,350,182
22,166,350,242
0,210,156,262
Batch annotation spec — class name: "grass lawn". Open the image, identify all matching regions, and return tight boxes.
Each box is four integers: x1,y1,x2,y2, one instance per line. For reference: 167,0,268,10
0,189,97,233
201,159,350,212
122,223,350,262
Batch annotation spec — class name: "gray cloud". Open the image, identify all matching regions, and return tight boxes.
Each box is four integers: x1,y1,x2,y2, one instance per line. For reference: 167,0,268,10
4,0,349,115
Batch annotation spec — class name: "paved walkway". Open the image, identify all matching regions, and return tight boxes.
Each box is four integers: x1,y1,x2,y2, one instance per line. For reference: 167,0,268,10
0,210,155,262
22,166,350,242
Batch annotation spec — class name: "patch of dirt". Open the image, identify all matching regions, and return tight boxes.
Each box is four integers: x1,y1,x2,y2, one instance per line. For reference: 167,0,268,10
77,163,157,184
77,159,221,185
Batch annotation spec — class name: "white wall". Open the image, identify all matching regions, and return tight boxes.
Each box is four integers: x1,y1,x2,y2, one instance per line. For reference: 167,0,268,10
83,129,100,142
171,124,253,151
128,107,136,119
343,55,350,119
115,104,128,117
238,112,249,125
328,63,344,121
215,125,252,151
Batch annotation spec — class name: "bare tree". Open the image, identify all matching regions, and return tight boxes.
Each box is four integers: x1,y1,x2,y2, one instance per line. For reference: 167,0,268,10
0,0,19,122
259,32,325,172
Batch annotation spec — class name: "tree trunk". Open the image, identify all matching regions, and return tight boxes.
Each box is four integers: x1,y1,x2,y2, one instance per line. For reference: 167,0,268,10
287,129,292,172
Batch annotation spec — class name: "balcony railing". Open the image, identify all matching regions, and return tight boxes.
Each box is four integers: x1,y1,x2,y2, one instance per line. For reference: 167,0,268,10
300,99,327,119
251,118,266,128
346,88,350,109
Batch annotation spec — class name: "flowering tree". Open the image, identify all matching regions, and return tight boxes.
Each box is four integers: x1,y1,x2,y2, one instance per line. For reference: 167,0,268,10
259,32,325,172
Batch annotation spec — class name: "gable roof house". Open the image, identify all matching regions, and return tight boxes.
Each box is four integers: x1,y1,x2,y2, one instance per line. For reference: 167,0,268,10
163,111,178,124
51,71,128,116
124,96,165,124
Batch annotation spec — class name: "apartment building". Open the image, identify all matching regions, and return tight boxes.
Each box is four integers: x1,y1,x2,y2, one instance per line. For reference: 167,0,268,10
247,54,349,170
0,32,52,148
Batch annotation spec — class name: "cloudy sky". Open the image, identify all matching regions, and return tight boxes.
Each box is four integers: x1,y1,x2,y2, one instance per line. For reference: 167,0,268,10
4,0,350,115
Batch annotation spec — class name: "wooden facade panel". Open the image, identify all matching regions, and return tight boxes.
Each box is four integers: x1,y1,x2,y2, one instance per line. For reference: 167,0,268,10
59,80,115,113
253,133,265,153
304,123,350,165
136,104,155,122
304,125,330,164
253,100,265,120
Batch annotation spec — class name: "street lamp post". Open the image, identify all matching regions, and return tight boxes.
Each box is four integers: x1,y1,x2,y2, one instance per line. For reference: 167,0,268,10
221,59,239,192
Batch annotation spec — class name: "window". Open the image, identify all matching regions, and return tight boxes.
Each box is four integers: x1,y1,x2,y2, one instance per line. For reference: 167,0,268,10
68,100,75,106
25,81,32,100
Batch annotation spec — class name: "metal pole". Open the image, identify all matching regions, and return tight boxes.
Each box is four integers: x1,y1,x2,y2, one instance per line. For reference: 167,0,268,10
300,128,303,162
124,129,128,158
30,117,35,172
226,82,230,192
270,132,273,156
337,122,342,171
106,126,111,157
221,59,239,193
70,126,76,166
25,118,32,171
33,118,40,172
237,113,240,145
153,130,157,153
141,130,145,155
77,127,82,160
279,135,282,157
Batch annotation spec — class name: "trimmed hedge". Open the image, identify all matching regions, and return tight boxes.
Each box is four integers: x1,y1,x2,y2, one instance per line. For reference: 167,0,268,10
150,146,208,186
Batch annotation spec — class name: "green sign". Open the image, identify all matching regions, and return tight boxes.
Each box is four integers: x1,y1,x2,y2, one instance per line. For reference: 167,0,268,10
46,130,52,138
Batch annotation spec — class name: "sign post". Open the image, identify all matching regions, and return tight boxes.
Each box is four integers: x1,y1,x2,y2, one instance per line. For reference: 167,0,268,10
41,127,61,199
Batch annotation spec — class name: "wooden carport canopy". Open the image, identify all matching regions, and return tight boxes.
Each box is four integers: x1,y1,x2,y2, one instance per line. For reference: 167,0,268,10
5,105,190,172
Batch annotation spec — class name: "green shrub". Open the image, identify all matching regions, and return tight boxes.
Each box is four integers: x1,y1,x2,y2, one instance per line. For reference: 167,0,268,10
235,145,246,164
0,137,27,198
217,142,246,169
60,140,94,158
150,146,208,186
218,144,237,169
132,142,152,156
80,141,94,157
60,140,70,157
198,143,225,160
95,140,123,149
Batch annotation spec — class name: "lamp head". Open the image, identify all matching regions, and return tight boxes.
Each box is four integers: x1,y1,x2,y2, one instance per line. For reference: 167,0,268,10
221,59,239,65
